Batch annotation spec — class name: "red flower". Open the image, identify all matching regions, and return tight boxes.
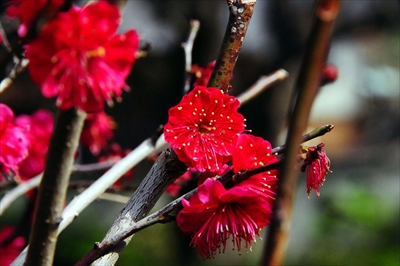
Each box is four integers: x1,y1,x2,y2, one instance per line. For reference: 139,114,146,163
190,61,215,87
98,143,133,189
6,0,65,37
165,169,195,197
80,111,115,156
0,104,30,178
301,143,332,197
177,178,272,258
14,109,54,181
164,86,245,172
231,134,279,204
25,2,139,112
0,226,26,266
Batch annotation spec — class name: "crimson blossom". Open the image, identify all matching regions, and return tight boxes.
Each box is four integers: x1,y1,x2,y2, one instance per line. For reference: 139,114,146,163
14,109,54,181
190,61,215,87
0,104,30,179
25,1,139,112
177,178,273,258
164,86,245,172
0,226,25,266
301,143,332,197
6,0,65,37
80,111,115,156
231,134,279,205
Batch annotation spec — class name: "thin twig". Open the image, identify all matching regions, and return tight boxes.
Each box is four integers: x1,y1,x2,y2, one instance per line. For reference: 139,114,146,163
0,56,29,93
263,1,340,265
182,20,200,94
0,174,42,216
236,69,289,105
0,160,117,215
207,0,257,92
96,193,130,204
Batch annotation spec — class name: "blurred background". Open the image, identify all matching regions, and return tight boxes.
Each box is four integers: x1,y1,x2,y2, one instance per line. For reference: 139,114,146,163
1,1,399,265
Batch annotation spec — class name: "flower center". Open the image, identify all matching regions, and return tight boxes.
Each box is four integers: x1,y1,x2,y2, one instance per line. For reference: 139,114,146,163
198,123,215,134
86,46,106,58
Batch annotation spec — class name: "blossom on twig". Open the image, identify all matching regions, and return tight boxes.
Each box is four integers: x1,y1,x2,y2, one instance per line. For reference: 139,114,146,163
177,178,272,258
164,86,245,172
25,1,139,112
301,143,332,197
231,134,279,204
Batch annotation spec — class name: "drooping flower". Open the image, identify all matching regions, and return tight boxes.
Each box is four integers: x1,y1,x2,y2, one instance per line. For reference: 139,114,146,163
164,86,245,172
0,226,26,266
25,1,140,112
14,109,54,181
6,0,65,37
300,143,332,197
80,111,115,156
0,104,30,179
98,143,133,189
190,61,215,87
231,134,279,204
177,178,272,258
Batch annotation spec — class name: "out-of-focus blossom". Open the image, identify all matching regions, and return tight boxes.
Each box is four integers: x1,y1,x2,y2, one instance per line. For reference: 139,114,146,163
25,1,140,112
165,169,195,197
98,143,133,189
14,109,54,181
6,0,65,37
321,63,338,85
164,86,245,172
177,178,272,258
190,61,215,87
301,143,332,197
80,111,115,156
0,104,30,179
0,226,25,266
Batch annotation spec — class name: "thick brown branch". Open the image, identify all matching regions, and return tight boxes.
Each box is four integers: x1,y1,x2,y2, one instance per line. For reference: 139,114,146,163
76,149,187,266
207,0,257,92
24,107,86,266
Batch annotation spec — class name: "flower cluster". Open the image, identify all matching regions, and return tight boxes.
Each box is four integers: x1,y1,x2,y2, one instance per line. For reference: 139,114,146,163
164,88,280,258
24,1,139,112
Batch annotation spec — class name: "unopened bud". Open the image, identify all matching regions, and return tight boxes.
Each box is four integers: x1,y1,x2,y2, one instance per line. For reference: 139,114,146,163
321,63,338,85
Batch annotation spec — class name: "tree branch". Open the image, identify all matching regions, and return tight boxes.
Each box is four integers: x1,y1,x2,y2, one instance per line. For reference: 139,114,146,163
207,0,257,92
77,149,187,266
182,20,200,94
262,1,340,265
24,107,86,266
